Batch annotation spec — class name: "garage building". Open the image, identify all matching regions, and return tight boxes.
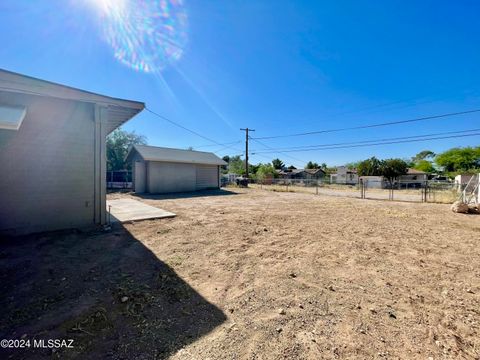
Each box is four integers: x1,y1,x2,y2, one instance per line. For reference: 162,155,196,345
0,69,144,235
126,145,227,194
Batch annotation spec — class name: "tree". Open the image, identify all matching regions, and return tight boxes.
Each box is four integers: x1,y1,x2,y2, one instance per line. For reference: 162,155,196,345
345,161,360,170
324,166,337,175
227,155,245,175
249,163,261,177
357,157,408,184
435,146,480,172
380,158,409,185
272,158,285,170
106,128,147,171
287,165,297,170
412,150,435,162
220,155,230,173
306,161,319,169
413,159,436,173
356,157,382,176
321,163,327,170
256,163,277,181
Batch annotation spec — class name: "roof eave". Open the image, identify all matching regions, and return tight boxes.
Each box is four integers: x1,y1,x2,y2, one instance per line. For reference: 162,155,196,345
0,68,145,134
0,68,145,111
105,104,145,134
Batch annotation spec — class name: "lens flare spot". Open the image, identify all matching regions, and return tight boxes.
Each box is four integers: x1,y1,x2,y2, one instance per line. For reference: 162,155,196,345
90,0,188,73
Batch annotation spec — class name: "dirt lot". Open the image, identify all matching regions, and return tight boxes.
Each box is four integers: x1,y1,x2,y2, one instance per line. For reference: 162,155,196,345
1,188,479,359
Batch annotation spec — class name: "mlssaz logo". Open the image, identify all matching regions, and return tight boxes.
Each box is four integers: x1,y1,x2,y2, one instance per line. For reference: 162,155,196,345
33,339,74,348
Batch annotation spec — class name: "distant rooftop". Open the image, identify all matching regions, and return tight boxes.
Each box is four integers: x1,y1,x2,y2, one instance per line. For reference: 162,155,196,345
407,168,427,175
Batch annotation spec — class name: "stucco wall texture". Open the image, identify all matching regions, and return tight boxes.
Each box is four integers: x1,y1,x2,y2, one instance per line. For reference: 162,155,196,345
0,92,95,234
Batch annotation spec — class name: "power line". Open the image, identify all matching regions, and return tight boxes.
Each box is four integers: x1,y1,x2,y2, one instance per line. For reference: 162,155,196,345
192,140,242,149
145,107,227,146
251,131,480,154
213,142,246,154
144,107,247,155
250,137,305,165
251,109,480,140
250,128,480,152
253,153,277,161
140,107,479,163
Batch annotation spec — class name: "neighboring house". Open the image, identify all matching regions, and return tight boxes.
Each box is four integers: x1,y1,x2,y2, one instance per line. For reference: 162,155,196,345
304,168,326,179
277,168,303,179
397,168,428,187
330,166,358,185
126,145,227,194
0,69,144,235
277,168,325,180
359,169,428,189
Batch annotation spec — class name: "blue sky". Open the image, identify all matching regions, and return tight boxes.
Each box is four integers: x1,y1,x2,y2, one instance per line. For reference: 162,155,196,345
0,0,479,167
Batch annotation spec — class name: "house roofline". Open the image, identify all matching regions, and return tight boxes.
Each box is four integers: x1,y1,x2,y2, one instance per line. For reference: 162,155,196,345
0,68,145,133
0,68,145,110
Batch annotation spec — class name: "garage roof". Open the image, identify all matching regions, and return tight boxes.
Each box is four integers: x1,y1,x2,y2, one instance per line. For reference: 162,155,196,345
127,144,227,166
0,68,144,133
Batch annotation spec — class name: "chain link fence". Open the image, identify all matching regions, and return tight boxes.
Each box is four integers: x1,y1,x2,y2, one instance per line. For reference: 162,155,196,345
107,170,132,189
244,177,463,204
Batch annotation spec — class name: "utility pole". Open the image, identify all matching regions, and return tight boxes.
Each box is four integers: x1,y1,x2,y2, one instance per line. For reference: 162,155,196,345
240,128,255,178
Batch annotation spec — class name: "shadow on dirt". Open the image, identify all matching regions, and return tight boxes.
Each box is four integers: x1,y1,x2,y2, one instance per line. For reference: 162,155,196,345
133,188,238,201
0,225,226,359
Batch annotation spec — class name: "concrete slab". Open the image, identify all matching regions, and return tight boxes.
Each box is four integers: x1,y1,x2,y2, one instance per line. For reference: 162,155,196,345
106,198,176,223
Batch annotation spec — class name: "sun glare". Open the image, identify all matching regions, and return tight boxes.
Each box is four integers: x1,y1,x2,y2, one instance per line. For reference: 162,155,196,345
84,0,188,73
85,0,126,14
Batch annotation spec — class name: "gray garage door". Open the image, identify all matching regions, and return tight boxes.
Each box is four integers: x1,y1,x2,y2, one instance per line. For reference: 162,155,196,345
196,165,218,190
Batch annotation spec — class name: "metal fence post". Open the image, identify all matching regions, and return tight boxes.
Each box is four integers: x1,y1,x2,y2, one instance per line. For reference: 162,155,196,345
423,181,428,202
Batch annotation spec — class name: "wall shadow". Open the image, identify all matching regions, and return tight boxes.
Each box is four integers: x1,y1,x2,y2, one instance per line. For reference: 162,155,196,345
0,225,226,359
134,188,238,201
